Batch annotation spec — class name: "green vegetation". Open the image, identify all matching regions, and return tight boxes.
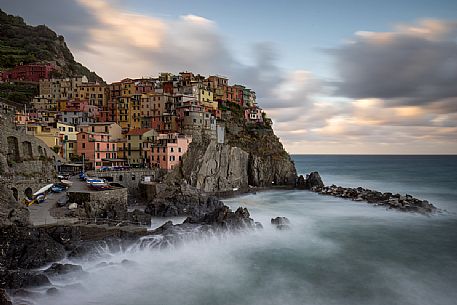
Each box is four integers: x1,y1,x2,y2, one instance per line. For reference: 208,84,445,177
0,9,103,83
0,82,38,104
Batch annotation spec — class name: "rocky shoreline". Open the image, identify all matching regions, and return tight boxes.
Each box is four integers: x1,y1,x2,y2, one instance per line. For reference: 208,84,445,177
0,171,441,304
297,172,438,214
0,202,258,304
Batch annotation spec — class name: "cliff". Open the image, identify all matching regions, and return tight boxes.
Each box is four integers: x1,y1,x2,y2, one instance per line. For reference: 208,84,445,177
178,105,297,193
0,9,103,83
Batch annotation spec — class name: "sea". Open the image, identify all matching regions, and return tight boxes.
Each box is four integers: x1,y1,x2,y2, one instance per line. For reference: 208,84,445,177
26,155,457,305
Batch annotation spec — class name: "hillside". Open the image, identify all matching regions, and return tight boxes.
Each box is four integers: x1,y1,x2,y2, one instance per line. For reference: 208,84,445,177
0,9,103,83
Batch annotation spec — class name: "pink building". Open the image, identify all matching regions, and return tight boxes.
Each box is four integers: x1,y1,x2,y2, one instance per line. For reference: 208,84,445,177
1,63,55,82
150,133,192,170
77,132,118,169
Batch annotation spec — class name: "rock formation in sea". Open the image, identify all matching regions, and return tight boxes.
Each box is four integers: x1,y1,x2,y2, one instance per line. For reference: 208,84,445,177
299,171,437,213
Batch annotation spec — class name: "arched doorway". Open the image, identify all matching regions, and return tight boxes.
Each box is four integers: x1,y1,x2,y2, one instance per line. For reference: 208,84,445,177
11,187,18,201
24,187,33,200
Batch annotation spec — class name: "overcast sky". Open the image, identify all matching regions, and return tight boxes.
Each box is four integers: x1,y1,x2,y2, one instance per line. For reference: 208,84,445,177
1,0,456,154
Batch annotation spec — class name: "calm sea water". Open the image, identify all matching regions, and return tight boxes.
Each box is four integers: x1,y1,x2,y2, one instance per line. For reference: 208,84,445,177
26,155,457,305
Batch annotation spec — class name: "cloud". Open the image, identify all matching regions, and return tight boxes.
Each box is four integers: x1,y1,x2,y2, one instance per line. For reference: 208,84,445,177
1,1,456,153
332,19,457,105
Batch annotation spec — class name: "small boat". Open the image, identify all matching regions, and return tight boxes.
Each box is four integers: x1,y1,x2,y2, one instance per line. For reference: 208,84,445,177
33,184,54,197
86,178,112,191
60,179,73,186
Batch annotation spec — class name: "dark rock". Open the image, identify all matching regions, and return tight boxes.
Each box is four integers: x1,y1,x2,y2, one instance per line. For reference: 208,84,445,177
9,289,41,299
184,206,254,229
0,226,65,270
46,287,59,295
121,259,137,267
306,172,324,190
127,209,151,226
44,263,83,277
0,289,12,305
296,175,306,189
271,217,290,225
146,194,224,218
309,181,437,214
0,270,50,289
276,224,291,230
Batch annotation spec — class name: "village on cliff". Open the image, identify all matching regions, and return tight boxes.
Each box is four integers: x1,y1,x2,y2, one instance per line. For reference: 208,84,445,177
1,63,267,171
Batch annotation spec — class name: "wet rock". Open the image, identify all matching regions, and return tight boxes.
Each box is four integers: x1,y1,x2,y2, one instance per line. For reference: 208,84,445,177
127,209,151,226
276,224,291,230
46,287,59,295
0,226,66,270
0,289,12,305
44,263,83,277
184,205,255,229
271,217,290,225
313,183,437,214
306,172,324,190
9,289,41,299
121,259,138,267
0,270,50,289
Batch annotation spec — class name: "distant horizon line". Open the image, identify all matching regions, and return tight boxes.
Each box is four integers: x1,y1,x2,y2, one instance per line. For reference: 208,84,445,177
290,154,457,156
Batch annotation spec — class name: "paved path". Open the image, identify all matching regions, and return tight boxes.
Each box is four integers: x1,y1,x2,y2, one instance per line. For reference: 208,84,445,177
27,191,65,225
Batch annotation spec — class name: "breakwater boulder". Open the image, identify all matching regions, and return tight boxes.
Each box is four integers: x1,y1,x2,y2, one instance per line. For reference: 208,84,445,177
184,206,255,229
318,184,436,213
271,216,291,230
299,171,437,213
296,172,324,190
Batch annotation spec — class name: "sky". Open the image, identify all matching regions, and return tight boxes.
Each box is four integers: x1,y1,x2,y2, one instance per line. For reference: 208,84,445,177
1,0,457,154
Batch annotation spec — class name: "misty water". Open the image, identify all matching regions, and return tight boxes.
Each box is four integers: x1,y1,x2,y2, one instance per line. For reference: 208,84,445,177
27,155,457,305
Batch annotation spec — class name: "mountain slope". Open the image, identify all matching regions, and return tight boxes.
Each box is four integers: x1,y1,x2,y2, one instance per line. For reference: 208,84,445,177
0,9,103,83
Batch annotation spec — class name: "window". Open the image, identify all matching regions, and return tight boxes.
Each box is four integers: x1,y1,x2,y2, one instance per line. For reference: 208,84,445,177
170,147,174,153
178,147,182,153
82,143,85,149
69,143,74,148
82,134,85,139
163,147,165,153
97,153,100,158
163,156,165,161
107,153,110,158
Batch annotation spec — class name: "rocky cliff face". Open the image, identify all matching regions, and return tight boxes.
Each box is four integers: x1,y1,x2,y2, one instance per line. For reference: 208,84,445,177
178,109,297,194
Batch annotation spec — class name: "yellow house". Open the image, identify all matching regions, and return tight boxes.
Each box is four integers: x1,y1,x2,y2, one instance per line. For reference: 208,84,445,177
129,94,142,129
57,122,78,160
77,83,109,108
26,124,60,150
125,128,158,166
198,88,214,103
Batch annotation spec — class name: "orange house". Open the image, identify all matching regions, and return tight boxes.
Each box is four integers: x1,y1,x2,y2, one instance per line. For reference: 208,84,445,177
77,132,118,170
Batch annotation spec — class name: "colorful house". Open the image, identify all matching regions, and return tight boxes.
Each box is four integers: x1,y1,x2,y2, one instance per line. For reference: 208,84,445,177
150,133,192,170
76,132,118,170
123,128,158,166
1,63,55,82
57,122,78,160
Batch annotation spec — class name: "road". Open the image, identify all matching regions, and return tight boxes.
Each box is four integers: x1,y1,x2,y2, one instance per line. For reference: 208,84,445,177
27,191,65,225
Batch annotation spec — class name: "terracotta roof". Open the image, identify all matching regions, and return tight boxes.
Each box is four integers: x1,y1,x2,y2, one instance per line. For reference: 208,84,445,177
126,128,153,136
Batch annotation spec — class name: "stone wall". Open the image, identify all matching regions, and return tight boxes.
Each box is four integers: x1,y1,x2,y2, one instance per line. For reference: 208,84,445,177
0,105,63,204
68,187,128,219
85,169,164,192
